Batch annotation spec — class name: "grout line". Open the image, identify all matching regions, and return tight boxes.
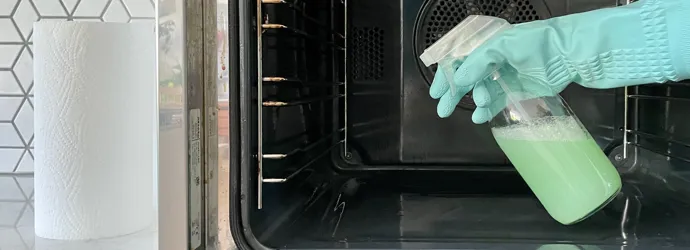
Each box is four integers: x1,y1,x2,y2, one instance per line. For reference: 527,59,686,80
13,201,28,227
58,0,71,16
0,172,33,177
9,47,23,75
3,46,22,72
100,0,115,19
0,42,24,45
39,15,70,19
16,0,38,42
12,149,29,173
9,0,21,17
26,31,33,44
10,96,25,122
11,121,29,150
11,148,26,173
70,0,84,16
27,0,41,27
120,0,134,19
10,17,25,43
25,86,33,105
123,0,133,22
72,17,102,21
12,175,30,200
0,198,27,202
23,46,32,93
11,70,26,97
15,227,32,250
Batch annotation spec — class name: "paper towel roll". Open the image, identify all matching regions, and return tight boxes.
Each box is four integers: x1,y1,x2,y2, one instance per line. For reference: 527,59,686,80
33,22,156,240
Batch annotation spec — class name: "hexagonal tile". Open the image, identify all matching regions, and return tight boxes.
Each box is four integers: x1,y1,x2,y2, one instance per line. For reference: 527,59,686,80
0,123,22,146
104,0,130,22
0,176,24,200
13,100,32,142
12,47,31,92
11,0,38,40
123,0,154,18
0,71,21,94
0,19,21,42
0,0,19,16
0,149,22,173
73,0,109,17
33,0,68,16
0,97,22,121
0,45,21,69
0,202,24,226
15,151,33,172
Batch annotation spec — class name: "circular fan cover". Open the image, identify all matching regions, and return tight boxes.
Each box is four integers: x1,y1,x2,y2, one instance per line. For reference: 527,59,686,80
414,0,550,110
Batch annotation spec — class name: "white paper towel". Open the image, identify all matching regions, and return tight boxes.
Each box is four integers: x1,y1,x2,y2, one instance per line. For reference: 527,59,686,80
33,22,156,240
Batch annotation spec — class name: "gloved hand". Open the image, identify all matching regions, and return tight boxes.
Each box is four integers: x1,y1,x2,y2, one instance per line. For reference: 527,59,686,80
430,0,690,124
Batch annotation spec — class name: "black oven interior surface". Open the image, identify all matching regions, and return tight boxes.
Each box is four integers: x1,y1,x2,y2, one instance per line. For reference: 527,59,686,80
229,0,690,249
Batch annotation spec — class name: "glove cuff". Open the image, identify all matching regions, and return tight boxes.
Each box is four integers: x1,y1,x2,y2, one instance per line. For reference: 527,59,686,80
664,0,690,80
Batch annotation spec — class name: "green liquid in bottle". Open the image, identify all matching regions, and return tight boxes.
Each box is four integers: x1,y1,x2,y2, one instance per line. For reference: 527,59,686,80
492,116,621,225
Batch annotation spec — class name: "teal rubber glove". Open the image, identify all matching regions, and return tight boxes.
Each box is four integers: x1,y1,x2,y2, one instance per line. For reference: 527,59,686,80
430,0,690,124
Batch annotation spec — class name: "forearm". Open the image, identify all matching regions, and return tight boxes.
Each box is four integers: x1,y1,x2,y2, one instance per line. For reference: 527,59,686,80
664,0,690,80
548,0,690,87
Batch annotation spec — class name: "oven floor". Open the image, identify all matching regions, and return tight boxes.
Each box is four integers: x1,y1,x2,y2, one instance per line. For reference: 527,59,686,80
323,192,620,242
280,180,690,249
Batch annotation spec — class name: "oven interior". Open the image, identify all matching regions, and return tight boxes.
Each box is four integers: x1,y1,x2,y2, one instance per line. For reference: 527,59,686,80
229,0,690,248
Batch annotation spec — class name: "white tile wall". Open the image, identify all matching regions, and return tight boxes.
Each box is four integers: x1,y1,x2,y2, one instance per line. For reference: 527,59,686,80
0,0,155,173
